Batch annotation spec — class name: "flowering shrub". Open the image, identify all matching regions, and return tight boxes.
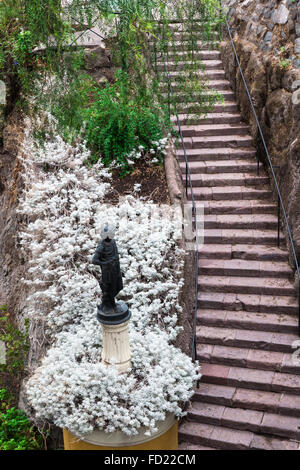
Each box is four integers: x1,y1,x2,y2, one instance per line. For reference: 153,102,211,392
19,119,199,438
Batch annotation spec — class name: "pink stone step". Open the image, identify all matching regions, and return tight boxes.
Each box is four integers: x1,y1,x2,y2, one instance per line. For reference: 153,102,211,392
179,123,249,137
260,413,300,440
177,102,239,113
187,401,300,439
179,421,254,450
189,172,269,187
198,275,295,296
163,50,221,61
191,186,272,201
250,434,300,450
197,343,298,372
201,363,300,394
177,147,256,161
197,309,298,334
165,80,231,94
181,159,259,174
173,112,242,125
157,59,224,71
196,326,297,353
183,134,253,149
202,228,284,244
198,258,292,278
195,377,300,419
188,401,263,433
198,201,277,216
151,40,217,52
163,90,235,103
198,244,288,261
178,442,217,450
198,292,298,315
168,69,226,81
203,214,278,230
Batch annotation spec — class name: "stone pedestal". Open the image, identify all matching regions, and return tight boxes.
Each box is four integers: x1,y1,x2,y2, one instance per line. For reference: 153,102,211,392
97,301,132,374
101,319,131,373
63,414,178,450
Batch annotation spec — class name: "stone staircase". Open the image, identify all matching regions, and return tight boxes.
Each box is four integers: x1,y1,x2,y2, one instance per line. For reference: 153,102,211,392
156,24,300,450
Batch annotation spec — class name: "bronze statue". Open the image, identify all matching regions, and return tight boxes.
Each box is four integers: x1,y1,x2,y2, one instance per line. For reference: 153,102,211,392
92,224,130,324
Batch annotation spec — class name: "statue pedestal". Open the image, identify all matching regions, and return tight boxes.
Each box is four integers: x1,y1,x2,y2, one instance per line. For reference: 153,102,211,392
97,302,132,374
63,414,178,450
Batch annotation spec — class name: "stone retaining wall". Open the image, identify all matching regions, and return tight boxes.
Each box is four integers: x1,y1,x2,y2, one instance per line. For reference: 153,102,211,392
221,0,300,266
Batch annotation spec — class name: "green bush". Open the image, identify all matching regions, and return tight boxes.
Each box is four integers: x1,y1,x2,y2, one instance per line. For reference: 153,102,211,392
0,388,43,450
84,71,165,175
0,306,29,378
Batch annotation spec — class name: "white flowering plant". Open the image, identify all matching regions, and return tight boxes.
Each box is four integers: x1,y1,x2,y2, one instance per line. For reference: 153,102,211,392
19,118,199,438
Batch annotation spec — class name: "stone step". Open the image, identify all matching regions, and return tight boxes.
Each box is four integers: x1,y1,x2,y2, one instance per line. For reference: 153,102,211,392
162,79,231,93
179,421,300,450
176,102,239,113
181,159,259,174
202,228,284,245
203,214,278,230
188,172,269,188
199,201,278,216
200,362,300,395
198,257,292,278
163,31,219,41
167,69,226,80
197,326,297,354
193,383,300,417
155,23,220,33
190,186,272,201
163,90,234,104
160,50,221,61
198,292,299,315
186,401,300,440
198,244,288,261
172,112,242,125
178,442,217,450
197,309,298,334
179,123,249,137
176,147,256,161
149,41,218,52
182,135,253,149
157,59,224,72
179,420,254,450
197,342,300,372
198,275,295,296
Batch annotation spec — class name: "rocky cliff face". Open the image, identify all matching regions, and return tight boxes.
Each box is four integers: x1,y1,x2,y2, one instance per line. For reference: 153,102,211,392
221,0,300,265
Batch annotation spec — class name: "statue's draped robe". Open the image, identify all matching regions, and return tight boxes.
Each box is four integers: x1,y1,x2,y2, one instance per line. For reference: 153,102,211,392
92,239,123,309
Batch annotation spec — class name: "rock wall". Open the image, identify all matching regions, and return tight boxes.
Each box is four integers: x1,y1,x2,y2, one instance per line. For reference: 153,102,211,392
220,0,300,267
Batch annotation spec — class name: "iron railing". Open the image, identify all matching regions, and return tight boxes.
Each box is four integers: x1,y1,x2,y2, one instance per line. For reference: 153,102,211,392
223,14,300,335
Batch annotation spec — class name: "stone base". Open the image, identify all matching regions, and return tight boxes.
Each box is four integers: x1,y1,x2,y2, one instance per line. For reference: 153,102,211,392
63,415,178,450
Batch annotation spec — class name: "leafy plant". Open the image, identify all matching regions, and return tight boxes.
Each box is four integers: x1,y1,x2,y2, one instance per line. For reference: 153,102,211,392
84,70,166,174
0,388,44,450
279,59,291,70
0,305,30,379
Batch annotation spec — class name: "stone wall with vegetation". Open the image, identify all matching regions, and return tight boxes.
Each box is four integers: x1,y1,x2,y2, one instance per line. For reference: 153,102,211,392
220,0,300,266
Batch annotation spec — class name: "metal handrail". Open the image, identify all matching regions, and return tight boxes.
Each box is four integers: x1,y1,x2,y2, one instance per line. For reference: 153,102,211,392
223,15,300,335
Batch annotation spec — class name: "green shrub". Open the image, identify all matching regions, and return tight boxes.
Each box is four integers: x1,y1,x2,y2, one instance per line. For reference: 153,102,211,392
0,388,43,450
0,306,30,379
84,71,165,175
